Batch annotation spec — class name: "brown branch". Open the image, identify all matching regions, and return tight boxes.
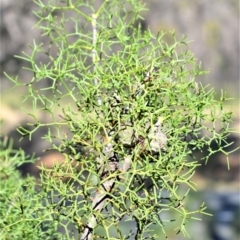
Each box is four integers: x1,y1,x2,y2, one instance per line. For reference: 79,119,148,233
80,142,132,240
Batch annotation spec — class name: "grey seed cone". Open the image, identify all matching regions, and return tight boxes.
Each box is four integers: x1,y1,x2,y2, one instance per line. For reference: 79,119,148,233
148,117,167,152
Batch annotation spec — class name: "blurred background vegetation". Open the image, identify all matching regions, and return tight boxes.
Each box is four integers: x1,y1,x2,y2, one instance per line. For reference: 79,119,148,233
0,0,239,239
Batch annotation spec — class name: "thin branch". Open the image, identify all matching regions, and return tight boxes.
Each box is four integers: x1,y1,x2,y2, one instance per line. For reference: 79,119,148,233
91,13,102,106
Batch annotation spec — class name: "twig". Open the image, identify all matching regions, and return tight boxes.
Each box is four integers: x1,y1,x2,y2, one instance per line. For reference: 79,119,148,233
91,13,102,106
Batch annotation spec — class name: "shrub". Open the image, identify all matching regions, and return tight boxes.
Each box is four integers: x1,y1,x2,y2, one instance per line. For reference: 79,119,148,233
2,0,236,239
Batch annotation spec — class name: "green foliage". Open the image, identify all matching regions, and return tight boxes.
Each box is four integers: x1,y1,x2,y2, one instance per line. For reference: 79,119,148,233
2,0,236,239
